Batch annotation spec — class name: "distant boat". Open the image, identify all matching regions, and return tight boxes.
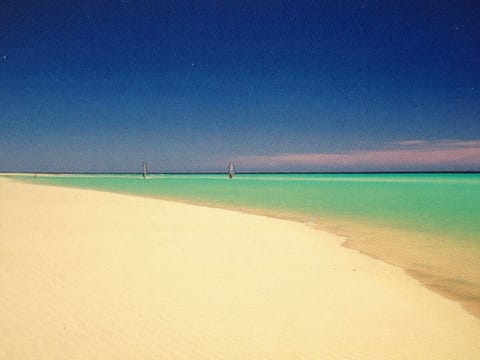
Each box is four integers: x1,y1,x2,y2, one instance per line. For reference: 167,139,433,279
142,161,147,179
228,162,235,179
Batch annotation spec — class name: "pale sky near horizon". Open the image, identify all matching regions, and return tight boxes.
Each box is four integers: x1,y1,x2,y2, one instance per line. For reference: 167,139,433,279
1,1,479,172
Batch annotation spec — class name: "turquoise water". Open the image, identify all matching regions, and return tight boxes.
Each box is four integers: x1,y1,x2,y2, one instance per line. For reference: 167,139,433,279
10,172,480,315
17,173,480,244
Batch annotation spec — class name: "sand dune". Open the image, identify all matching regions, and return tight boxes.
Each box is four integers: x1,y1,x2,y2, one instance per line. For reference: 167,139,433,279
1,177,479,359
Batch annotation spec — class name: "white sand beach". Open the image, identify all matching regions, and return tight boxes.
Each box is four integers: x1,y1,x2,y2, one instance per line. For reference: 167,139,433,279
1,177,480,359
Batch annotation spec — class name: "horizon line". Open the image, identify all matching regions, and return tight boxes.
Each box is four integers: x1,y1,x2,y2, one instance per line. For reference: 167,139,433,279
2,171,480,175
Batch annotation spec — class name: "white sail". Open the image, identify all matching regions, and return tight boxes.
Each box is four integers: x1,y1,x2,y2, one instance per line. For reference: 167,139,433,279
143,161,147,178
228,162,235,179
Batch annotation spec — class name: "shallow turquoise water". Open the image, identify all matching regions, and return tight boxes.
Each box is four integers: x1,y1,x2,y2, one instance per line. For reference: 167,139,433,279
16,173,480,244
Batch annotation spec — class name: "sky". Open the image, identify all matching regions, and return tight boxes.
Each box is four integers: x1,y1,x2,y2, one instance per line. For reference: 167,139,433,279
1,0,479,172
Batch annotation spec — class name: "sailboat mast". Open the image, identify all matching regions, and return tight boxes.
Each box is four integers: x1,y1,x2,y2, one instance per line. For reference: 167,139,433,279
228,162,235,179
143,161,147,178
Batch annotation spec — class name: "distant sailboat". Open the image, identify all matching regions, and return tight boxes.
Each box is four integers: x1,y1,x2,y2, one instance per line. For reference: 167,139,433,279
142,161,147,179
228,162,235,179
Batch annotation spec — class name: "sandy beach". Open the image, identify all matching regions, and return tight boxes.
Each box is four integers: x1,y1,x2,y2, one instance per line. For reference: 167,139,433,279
1,177,480,359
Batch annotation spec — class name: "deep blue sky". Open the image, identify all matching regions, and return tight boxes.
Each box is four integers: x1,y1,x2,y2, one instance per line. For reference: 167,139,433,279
1,0,479,172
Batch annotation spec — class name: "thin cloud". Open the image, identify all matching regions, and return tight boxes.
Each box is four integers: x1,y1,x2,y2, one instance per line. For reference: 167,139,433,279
394,139,480,148
235,140,480,170
395,140,428,146
434,140,480,148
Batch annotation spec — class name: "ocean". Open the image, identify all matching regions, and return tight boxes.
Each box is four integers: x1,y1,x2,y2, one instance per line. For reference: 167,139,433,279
13,172,480,316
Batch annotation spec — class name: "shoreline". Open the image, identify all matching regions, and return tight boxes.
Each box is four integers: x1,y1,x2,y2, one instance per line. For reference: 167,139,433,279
11,174,480,319
1,177,480,358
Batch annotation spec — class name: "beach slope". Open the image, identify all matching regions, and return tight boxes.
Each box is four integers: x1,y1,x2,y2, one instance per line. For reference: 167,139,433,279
1,177,479,359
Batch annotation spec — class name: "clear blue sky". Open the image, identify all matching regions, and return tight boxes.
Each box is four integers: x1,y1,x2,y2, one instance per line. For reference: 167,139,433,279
1,1,479,172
